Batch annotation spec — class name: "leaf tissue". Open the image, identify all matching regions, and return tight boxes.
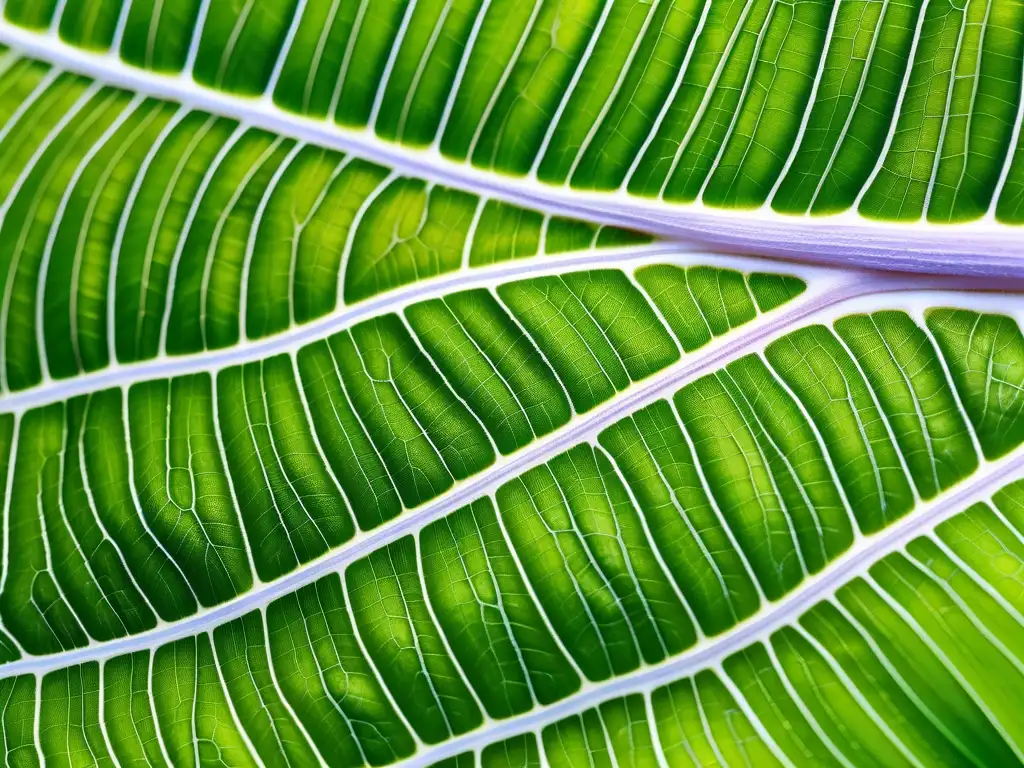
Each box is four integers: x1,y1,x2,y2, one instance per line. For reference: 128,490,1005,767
0,1,1022,766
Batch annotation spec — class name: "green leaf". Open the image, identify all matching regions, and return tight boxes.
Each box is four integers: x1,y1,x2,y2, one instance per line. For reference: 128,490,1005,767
0,3,1022,766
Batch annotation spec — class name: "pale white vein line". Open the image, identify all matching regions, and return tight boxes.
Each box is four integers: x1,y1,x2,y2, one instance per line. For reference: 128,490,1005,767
214,362,275,583
805,0,891,213
0,76,98,391
259,607,324,766
916,311,988,467
188,638,201,767
106,654,138,764
757,639,858,768
487,490,589,683
0,279,876,674
0,64,65,183
689,675,731,767
387,447,1024,768
387,543,458,737
0,416,24,657
766,0,843,207
31,409,91,650
182,0,212,77
238,140,305,338
349,320,459,493
427,295,539,443
215,2,257,90
143,0,166,69
0,23,1020,273
809,332,891,521
944,0,992,220
464,1,545,162
987,23,1024,220
591,705,618,768
120,384,202,609
108,0,134,53
68,101,163,376
367,0,420,130
207,631,268,768
49,0,68,34
338,569,426,750
301,0,342,114
322,326,406,511
537,213,550,256
656,0,759,200
396,301,501,463
259,358,332,557
396,0,454,141
672,397,771,609
830,328,924,516
853,0,932,210
432,0,493,144
0,47,21,78
132,113,220,360
696,0,782,204
713,663,798,768
542,451,640,671
623,268,682,360
626,402,746,627
0,681,19,765
621,0,712,191
868,312,946,494
766,359,859,538
198,135,287,351
598,442,703,641
793,624,926,767
8,83,118,386
95,662,117,765
284,152,352,329
922,0,981,218
334,171,398,308
427,509,542,707
144,648,178,767
830,597,985,766
717,365,813,579
929,532,1024,675
233,612,300,765
529,0,618,179
911,541,1024,678
263,0,308,100
594,441,683,654
287,352,351,526
328,0,370,119
77,395,161,622
459,198,486,271
155,123,247,355
867,573,1024,763
412,535,493,724
291,584,374,766
31,675,43,768
929,534,1024,657
35,94,143,381
641,691,672,768
104,104,189,367
566,0,662,185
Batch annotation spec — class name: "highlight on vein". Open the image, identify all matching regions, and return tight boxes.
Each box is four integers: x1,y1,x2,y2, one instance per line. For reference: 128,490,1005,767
0,2,1022,767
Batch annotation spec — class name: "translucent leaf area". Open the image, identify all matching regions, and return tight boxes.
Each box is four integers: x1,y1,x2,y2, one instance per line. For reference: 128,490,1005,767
0,2,1022,767
3,0,1024,224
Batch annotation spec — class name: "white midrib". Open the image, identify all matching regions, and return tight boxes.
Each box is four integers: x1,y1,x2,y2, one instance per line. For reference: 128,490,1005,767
1,23,1023,278
396,446,1024,768
0,242,680,414
3,304,1023,765
0,274,871,677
